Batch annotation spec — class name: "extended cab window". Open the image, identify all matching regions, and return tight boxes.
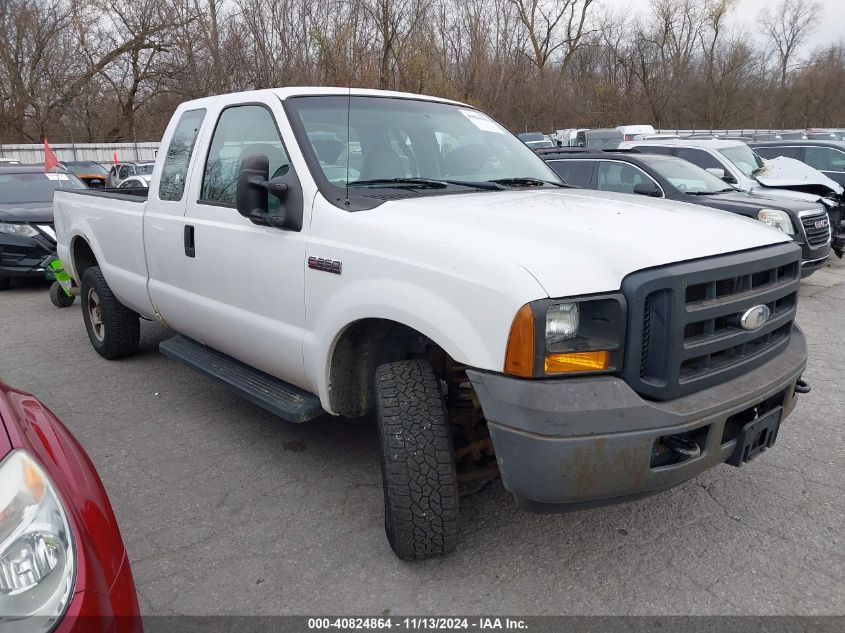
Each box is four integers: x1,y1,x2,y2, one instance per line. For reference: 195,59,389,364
547,160,594,187
202,105,290,207
596,161,654,194
159,109,206,201
805,146,845,172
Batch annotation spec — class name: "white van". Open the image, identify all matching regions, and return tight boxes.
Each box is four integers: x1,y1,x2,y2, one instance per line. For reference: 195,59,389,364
617,125,656,141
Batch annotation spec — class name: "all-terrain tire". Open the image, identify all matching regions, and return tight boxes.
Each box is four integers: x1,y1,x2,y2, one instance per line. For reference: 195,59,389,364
50,281,76,307
375,359,459,561
81,266,140,359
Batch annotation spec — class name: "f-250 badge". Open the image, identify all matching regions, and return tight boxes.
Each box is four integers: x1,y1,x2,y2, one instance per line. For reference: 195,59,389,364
308,256,342,274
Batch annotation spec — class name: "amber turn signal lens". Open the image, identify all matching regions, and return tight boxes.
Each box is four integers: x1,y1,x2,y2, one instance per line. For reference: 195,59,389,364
504,304,535,377
544,350,611,373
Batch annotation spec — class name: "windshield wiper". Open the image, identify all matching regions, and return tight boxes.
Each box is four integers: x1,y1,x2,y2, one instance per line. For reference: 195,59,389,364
348,178,446,189
751,165,767,176
488,177,571,188
687,188,735,195
348,178,504,191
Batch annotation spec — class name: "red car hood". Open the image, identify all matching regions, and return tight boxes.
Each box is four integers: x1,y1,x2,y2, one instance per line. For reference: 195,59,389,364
0,382,129,599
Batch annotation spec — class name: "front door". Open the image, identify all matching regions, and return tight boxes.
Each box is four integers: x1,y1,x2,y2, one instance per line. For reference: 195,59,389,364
182,100,309,389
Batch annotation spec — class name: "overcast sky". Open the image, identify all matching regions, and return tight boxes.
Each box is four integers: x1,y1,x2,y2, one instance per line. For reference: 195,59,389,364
600,0,845,50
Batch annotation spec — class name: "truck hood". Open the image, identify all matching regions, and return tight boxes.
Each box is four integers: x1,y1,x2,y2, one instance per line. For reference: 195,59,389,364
756,157,844,195
0,201,53,223
372,189,791,297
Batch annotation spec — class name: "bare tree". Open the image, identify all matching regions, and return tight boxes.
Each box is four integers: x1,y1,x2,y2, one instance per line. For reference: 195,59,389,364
760,0,822,89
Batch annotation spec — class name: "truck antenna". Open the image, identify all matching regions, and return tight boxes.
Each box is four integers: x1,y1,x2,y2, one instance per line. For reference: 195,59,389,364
345,85,351,207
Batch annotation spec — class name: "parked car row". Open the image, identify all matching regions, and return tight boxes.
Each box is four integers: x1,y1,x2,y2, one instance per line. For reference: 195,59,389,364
545,126,845,149
616,138,844,257
538,147,832,276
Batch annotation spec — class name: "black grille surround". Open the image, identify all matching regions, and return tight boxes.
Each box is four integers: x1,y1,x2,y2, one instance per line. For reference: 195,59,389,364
621,242,802,401
800,211,831,247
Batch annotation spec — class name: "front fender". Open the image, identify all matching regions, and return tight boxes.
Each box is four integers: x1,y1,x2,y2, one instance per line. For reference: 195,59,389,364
303,275,543,414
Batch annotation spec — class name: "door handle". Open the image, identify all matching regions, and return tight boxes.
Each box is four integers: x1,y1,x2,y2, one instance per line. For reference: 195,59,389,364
184,225,195,257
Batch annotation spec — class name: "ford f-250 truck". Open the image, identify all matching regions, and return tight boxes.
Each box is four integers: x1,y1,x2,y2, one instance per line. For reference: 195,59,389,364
55,88,810,561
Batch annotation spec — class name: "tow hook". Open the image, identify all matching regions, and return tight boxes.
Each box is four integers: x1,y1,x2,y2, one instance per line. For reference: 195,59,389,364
663,435,702,459
795,378,811,395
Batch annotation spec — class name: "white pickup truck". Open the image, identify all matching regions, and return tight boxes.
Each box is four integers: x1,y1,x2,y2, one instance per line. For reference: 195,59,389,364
55,88,810,560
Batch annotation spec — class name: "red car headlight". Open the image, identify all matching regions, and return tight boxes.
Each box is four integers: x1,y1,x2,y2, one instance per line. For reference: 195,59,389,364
0,450,75,631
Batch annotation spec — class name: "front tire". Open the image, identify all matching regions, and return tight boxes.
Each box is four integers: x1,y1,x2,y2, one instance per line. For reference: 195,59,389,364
375,359,459,561
81,266,140,359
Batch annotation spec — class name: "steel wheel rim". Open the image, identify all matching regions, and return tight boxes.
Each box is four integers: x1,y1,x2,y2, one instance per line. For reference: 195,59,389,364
87,288,105,342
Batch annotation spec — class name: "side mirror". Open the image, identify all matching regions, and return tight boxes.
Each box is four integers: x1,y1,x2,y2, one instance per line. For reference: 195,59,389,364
236,153,289,226
634,182,660,197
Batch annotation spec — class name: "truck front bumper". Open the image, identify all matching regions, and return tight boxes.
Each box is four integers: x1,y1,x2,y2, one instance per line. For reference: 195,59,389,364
466,327,807,512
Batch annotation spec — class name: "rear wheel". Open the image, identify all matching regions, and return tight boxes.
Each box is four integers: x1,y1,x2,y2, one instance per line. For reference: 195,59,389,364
375,359,459,561
50,281,75,307
81,266,140,359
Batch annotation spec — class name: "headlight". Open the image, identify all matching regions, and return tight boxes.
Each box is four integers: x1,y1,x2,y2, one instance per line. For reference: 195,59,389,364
0,223,39,238
505,295,626,377
0,450,75,630
758,209,794,234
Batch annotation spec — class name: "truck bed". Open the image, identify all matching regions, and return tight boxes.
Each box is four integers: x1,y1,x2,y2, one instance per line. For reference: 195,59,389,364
60,186,149,201
53,188,153,318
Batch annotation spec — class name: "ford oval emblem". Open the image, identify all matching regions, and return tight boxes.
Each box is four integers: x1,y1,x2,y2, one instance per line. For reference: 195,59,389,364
740,305,771,331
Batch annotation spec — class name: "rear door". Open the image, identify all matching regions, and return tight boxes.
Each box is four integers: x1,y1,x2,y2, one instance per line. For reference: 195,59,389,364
803,146,845,187
595,160,662,196
145,108,207,323
545,159,596,188
180,98,309,389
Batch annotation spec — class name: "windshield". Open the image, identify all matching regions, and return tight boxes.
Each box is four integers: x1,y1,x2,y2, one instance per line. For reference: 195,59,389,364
641,156,732,193
287,96,560,190
718,145,765,177
526,140,554,149
66,161,108,176
0,171,86,203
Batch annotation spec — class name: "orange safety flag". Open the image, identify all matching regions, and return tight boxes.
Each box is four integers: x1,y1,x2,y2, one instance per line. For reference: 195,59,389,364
113,151,118,165
43,139,59,172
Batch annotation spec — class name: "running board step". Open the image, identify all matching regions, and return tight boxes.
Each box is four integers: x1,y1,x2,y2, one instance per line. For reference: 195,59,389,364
159,335,323,423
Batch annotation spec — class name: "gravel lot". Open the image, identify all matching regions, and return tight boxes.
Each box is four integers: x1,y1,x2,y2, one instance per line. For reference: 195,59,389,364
1,260,843,616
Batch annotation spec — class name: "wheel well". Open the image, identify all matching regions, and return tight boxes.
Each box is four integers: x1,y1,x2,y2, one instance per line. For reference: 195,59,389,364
71,237,98,280
327,318,443,417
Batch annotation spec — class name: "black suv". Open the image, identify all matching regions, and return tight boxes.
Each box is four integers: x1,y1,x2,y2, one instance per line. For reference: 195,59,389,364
0,165,86,289
538,148,832,277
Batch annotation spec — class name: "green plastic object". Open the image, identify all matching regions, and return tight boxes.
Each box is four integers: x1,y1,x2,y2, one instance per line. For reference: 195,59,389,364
45,257,73,297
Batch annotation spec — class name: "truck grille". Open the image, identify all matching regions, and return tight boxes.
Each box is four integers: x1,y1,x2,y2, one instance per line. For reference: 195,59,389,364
800,212,831,246
621,243,801,401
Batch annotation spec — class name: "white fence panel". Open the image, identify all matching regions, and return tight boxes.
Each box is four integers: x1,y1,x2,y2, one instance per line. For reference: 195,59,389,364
0,142,160,164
